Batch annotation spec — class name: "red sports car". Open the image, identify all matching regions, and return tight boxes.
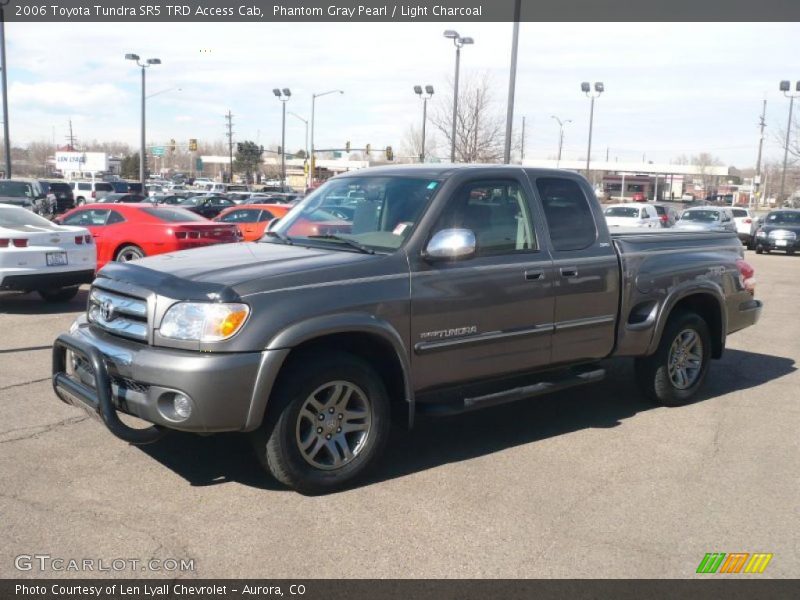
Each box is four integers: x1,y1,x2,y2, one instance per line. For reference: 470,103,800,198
57,204,238,269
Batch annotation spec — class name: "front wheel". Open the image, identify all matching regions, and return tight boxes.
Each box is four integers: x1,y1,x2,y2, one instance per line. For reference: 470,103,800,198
635,311,712,406
252,352,391,494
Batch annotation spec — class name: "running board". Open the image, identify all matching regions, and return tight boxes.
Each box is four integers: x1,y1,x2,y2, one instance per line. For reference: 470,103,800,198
416,367,606,416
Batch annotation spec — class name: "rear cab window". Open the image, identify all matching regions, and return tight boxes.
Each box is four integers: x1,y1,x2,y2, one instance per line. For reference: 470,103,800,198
536,177,598,251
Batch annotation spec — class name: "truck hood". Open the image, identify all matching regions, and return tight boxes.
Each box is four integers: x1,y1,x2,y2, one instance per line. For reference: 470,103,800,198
97,241,378,301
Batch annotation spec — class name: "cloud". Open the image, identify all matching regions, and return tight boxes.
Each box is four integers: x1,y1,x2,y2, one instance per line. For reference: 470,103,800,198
10,81,126,111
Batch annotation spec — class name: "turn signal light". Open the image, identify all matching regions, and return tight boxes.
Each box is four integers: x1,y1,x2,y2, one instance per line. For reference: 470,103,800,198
736,259,756,294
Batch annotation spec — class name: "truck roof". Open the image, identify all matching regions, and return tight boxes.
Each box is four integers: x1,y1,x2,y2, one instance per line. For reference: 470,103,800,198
333,163,581,180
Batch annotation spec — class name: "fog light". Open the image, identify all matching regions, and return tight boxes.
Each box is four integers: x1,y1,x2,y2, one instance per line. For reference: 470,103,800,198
173,394,192,419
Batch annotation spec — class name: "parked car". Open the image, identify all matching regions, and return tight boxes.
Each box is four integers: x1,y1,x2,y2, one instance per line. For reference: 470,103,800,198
52,165,761,494
56,204,238,269
36,180,58,216
192,177,214,187
127,182,145,196
94,193,147,204
0,204,95,301
754,209,800,255
673,207,737,233
0,179,46,211
247,192,302,205
46,181,76,213
731,207,757,249
603,203,661,228
177,194,236,218
213,203,292,241
109,181,131,193
144,194,185,205
653,204,679,228
631,192,647,202
70,181,114,205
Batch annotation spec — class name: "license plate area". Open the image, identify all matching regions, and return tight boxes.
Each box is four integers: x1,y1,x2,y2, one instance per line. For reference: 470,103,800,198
46,251,68,266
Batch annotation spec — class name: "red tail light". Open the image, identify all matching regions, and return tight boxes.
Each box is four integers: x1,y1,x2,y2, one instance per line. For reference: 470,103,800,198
75,235,84,244
736,259,756,294
175,231,201,240
12,238,28,248
0,239,8,248
85,235,93,244
660,214,668,222
91,191,96,199
743,218,752,224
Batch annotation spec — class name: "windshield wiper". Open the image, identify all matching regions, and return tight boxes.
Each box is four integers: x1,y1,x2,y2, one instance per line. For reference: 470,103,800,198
306,234,375,254
263,230,294,245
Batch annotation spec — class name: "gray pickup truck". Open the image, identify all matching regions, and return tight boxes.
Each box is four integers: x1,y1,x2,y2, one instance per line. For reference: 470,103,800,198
52,166,762,493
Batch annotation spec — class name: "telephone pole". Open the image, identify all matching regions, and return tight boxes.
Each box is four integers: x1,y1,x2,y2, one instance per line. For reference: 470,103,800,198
225,110,234,183
755,99,767,202
520,116,526,161
66,119,77,150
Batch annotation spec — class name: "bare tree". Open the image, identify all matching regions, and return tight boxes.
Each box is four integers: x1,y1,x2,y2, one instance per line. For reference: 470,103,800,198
691,152,723,197
400,124,440,163
429,72,504,163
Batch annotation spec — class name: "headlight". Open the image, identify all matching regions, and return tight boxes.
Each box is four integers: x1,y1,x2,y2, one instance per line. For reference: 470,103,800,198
159,302,250,342
756,229,767,238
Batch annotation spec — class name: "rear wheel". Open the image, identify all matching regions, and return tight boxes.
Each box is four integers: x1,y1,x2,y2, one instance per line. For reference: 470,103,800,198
251,352,391,494
635,311,712,406
38,286,79,303
115,244,145,262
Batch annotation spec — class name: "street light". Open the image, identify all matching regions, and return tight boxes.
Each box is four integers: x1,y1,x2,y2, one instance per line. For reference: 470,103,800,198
550,116,572,167
0,0,11,177
414,85,434,162
273,88,291,185
126,53,161,189
581,81,604,175
310,89,343,188
443,30,473,163
779,80,800,201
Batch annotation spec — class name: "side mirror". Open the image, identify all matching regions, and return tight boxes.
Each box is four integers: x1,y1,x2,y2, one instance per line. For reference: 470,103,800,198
424,228,476,261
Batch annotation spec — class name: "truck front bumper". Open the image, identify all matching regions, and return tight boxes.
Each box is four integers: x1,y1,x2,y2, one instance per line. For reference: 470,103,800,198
52,320,289,442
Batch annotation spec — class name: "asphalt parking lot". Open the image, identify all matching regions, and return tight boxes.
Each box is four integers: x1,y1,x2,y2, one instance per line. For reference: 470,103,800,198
0,251,797,579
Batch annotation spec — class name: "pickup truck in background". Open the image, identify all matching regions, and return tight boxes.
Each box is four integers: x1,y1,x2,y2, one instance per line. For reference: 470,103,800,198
52,166,762,494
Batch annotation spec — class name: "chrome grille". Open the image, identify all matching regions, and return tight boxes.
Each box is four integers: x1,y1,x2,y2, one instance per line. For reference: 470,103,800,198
769,229,797,241
87,287,148,341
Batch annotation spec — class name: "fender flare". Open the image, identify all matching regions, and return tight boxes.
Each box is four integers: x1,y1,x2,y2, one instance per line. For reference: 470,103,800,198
646,282,727,356
244,313,414,431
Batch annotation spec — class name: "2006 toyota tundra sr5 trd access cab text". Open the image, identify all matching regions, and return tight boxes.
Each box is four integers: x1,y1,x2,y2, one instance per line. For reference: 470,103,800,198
52,166,762,493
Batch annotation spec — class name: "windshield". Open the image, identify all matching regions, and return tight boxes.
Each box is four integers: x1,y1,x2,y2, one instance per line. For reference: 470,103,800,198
0,181,32,197
766,211,800,225
271,176,440,252
605,207,640,218
681,210,720,222
0,205,60,229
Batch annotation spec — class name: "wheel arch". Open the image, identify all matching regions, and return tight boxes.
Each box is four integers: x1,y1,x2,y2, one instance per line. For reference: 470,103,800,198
649,286,726,359
245,314,413,431
113,242,145,261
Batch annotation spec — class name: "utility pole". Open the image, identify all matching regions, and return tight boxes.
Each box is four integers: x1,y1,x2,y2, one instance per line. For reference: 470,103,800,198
520,116,526,161
225,110,234,183
66,119,77,150
0,1,10,178
502,0,521,164
755,99,767,205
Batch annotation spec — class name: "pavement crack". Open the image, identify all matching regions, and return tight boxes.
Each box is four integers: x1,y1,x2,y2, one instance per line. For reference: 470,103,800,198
0,377,51,392
0,415,89,444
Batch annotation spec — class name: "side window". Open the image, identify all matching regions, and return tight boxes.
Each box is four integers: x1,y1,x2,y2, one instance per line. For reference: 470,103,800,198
536,177,597,251
106,210,125,225
433,179,536,256
259,210,275,222
78,183,91,191
63,209,110,226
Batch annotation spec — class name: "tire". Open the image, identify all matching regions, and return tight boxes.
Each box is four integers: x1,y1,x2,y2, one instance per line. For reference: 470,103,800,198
635,311,712,407
755,246,763,254
115,244,145,262
38,286,79,302
76,197,86,206
251,352,391,494
787,249,795,256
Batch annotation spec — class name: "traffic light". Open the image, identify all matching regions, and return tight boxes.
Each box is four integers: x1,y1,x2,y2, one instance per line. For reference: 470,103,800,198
365,143,371,155
303,161,309,175
188,138,198,152
345,141,351,153
385,146,394,161
169,138,176,153
277,145,282,155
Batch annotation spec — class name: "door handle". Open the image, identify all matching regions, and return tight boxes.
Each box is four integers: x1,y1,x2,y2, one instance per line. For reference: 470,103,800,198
560,267,579,278
525,270,545,281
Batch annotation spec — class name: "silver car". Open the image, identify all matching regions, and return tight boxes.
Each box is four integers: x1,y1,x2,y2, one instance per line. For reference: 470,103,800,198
674,207,737,233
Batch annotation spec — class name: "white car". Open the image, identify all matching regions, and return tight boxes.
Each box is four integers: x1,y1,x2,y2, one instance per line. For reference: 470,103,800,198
731,207,756,249
603,203,661,228
70,181,114,205
673,207,738,233
0,205,95,302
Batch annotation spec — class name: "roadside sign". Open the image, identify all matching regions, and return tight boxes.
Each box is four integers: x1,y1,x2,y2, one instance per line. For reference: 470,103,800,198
152,146,166,157
195,157,203,171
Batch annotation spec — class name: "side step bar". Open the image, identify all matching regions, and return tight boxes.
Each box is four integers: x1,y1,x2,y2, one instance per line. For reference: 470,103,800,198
416,367,606,417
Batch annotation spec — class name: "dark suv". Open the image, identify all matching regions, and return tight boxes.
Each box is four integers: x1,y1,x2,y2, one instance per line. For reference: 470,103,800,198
47,181,76,213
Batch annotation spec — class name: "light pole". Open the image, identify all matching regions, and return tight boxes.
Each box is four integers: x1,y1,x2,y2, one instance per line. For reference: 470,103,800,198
0,0,11,177
551,116,572,167
414,85,434,162
581,81,604,176
126,53,161,189
503,0,522,164
310,89,343,189
273,88,291,186
443,30,473,163
288,111,309,168
779,80,800,202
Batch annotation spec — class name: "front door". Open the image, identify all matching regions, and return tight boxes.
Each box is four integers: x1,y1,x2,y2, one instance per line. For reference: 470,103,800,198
409,176,555,392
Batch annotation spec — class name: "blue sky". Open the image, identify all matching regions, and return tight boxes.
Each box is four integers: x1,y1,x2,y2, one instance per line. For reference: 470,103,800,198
5,21,800,168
